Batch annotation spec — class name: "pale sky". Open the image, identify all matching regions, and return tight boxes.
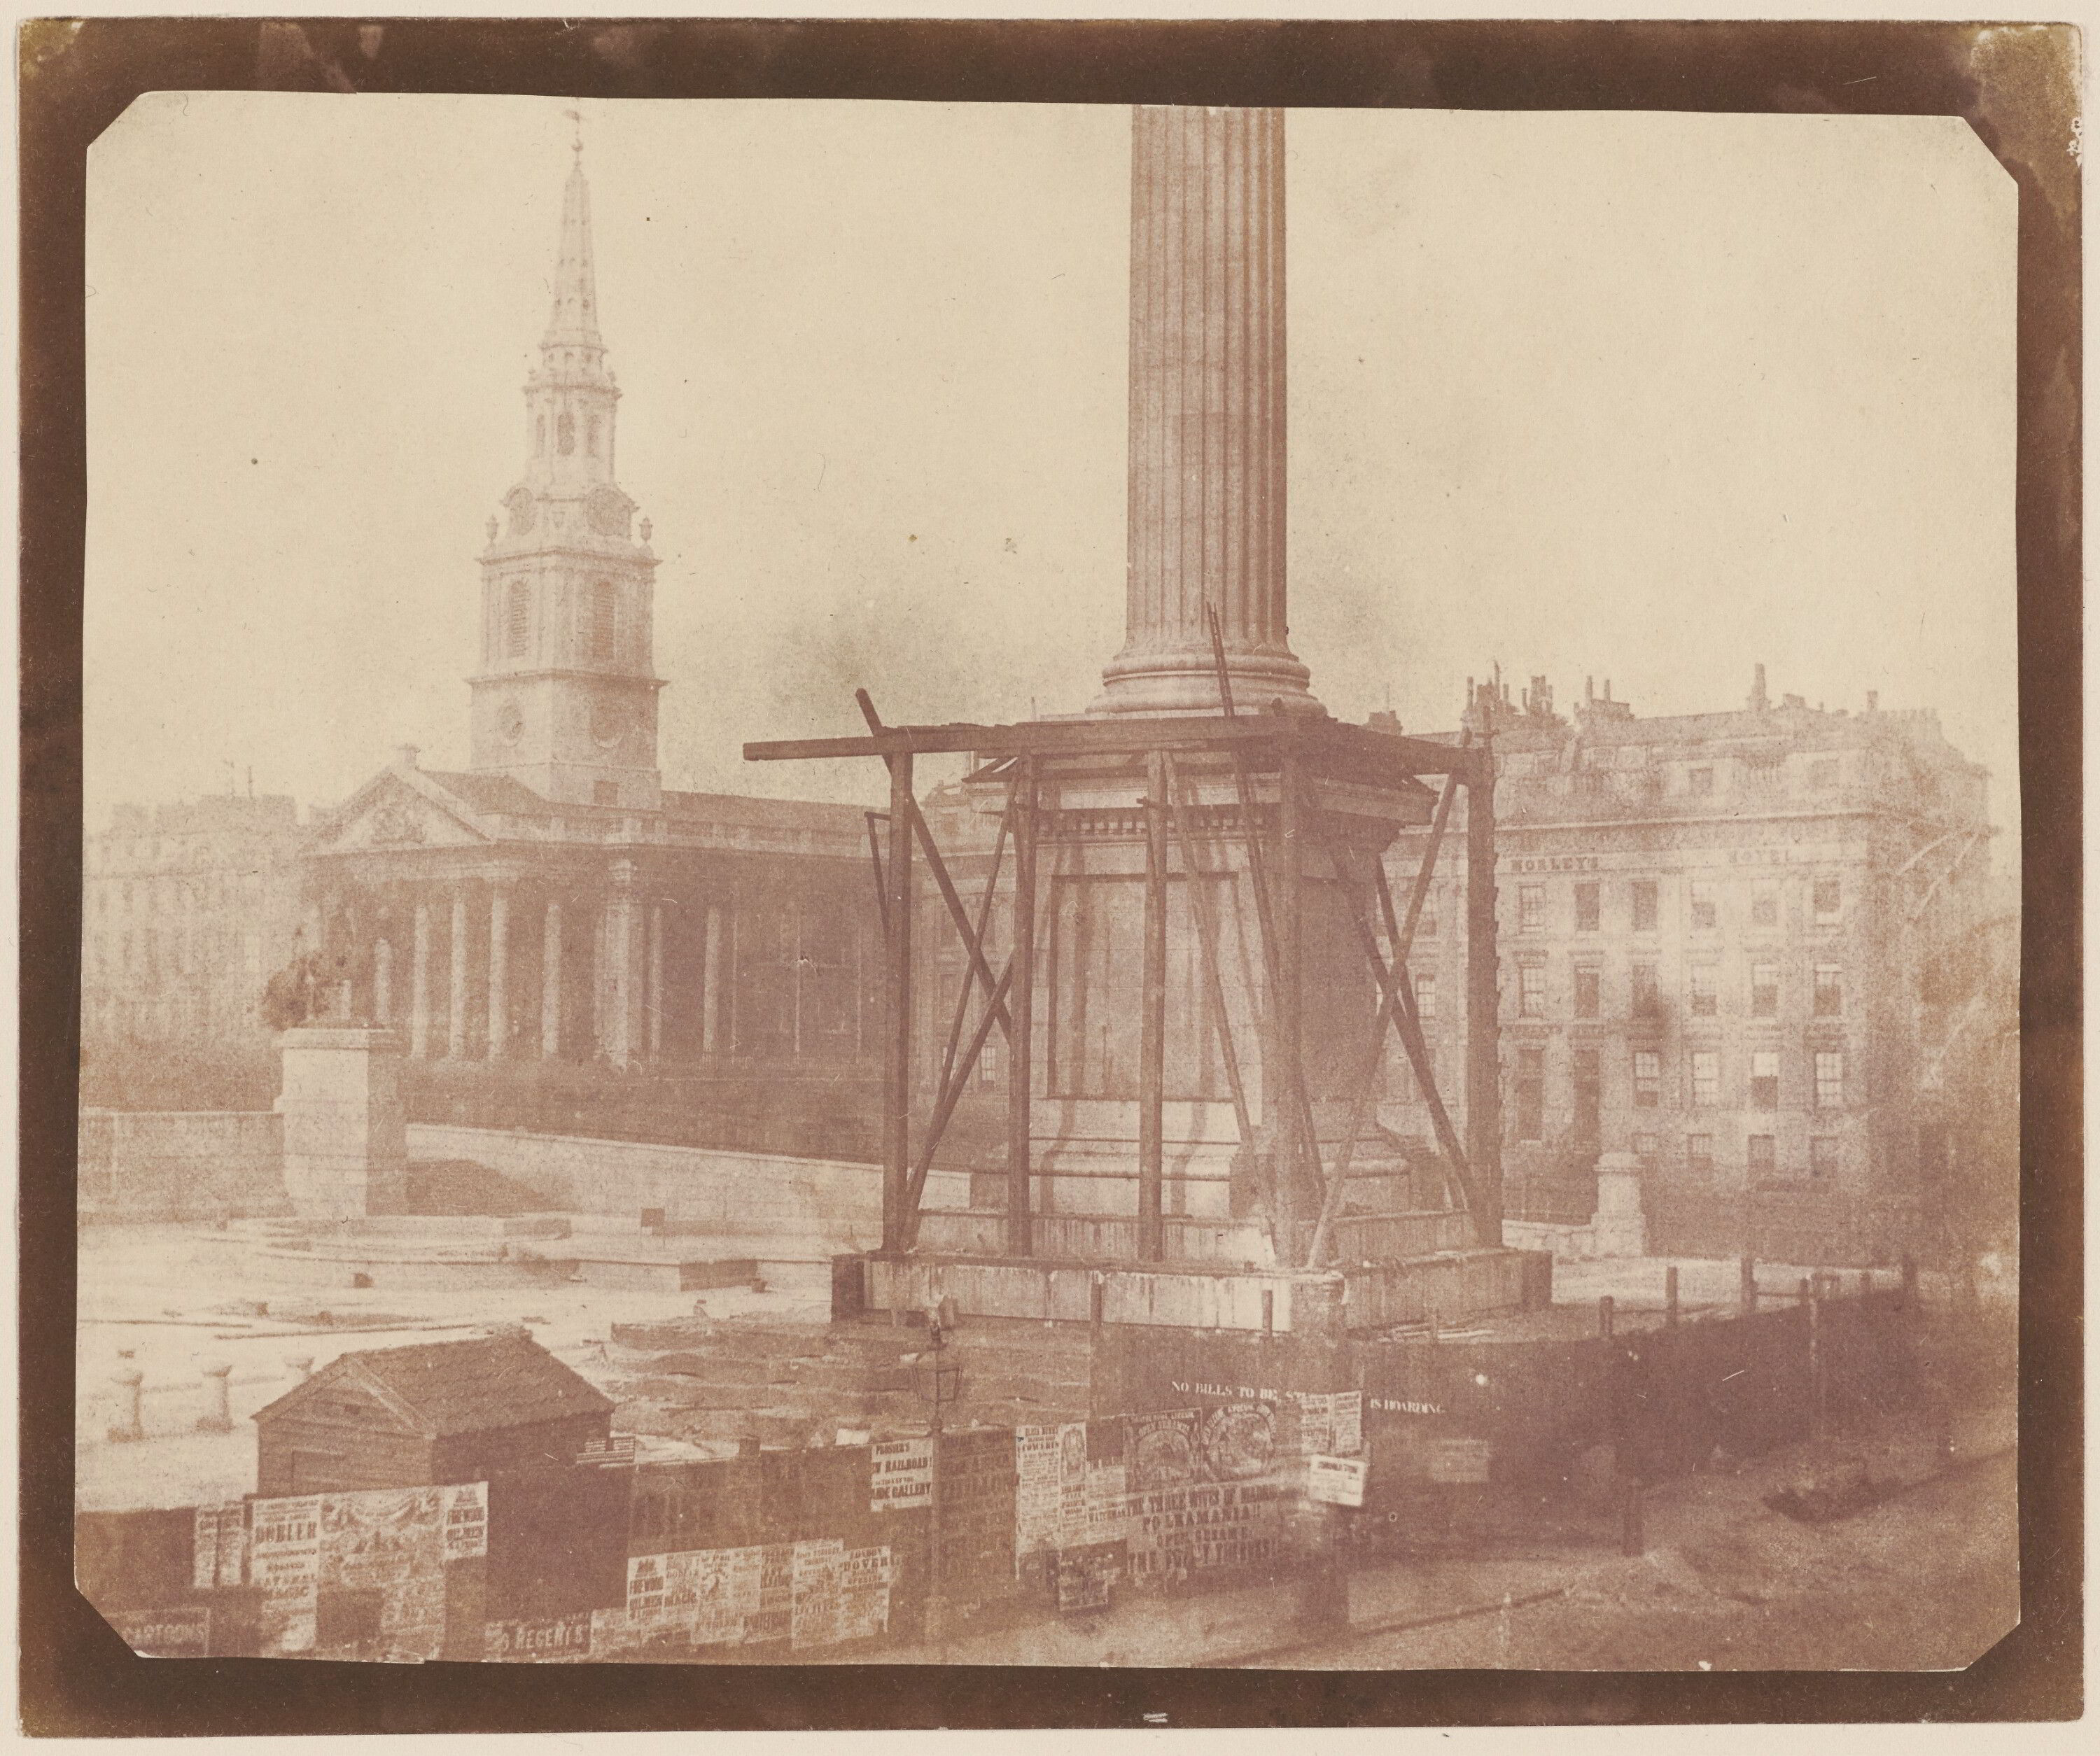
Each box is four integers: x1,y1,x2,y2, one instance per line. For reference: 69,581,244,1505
85,94,2017,834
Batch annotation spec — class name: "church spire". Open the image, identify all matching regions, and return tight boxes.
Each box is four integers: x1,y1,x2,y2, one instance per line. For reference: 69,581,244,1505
472,132,663,813
542,137,604,356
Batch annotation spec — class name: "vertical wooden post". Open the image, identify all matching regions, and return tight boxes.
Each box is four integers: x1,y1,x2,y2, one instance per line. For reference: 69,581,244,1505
1138,749,1170,1261
1598,1295,1616,1339
1273,745,1306,1261
1006,760,1036,1258
1740,1252,1758,1313
883,752,916,1256
1463,750,1503,1246
1665,1265,1680,1327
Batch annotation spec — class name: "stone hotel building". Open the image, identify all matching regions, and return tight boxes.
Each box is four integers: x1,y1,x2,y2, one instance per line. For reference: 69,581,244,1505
1381,670,1994,1261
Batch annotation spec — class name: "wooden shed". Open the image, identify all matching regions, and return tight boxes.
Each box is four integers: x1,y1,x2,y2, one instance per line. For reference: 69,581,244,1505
252,1333,615,1496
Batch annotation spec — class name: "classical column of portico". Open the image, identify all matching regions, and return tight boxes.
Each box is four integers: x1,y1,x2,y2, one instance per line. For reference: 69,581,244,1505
410,899,433,1058
447,887,470,1059
1093,106,1318,718
596,861,648,1069
486,876,514,1058
374,936,394,1025
648,900,667,1060
541,897,564,1059
701,903,725,1055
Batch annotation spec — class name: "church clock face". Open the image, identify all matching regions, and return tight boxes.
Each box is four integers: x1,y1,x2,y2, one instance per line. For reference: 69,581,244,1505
586,485,632,538
498,703,526,745
592,698,630,748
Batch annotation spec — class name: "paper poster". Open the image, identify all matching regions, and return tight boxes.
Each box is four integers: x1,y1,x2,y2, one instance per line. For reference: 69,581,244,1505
486,1612,592,1662
192,1502,246,1589
248,1494,323,1655
1014,1424,1078,1559
1306,1454,1368,1507
111,1605,211,1656
1292,1392,1364,1459
836,1545,894,1645
1126,1409,1200,1489
442,1482,489,1560
1082,1461,1130,1546
1124,1480,1293,1580
321,1487,450,1660
789,1543,846,1650
869,1438,934,1512
1197,1401,1278,1482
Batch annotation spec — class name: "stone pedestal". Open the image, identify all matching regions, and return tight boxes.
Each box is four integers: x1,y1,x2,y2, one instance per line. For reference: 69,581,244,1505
276,1027,408,1222
1590,1151,1647,1258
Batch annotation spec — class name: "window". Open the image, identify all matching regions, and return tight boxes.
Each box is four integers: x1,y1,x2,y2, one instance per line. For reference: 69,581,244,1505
557,410,575,454
1514,1047,1546,1143
1688,1133,1714,1167
1689,880,1718,931
536,414,546,454
1750,962,1779,1018
1813,877,1842,923
1750,1051,1779,1109
1572,1048,1602,1137
505,580,531,658
1411,971,1438,1021
1518,884,1544,933
1574,883,1600,933
589,581,618,661
1691,1051,1719,1107
1809,1137,1841,1180
587,415,601,456
1813,963,1843,1016
1518,964,1546,1017
1690,962,1718,1017
1417,888,1438,936
1573,964,1600,1019
1751,880,1779,929
1747,1135,1777,1179
1632,1050,1661,1108
1815,1051,1844,1109
1631,962,1660,1017
1631,880,1658,933
1689,766,1715,795
1633,1133,1659,1156
1809,758,1840,791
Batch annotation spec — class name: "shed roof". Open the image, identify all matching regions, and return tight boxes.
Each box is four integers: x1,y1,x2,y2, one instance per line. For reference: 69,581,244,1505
253,1333,613,1439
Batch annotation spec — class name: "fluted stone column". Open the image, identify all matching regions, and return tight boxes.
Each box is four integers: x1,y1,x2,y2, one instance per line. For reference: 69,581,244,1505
1094,106,1317,718
486,878,512,1058
541,899,564,1060
648,900,666,1060
410,900,432,1059
598,862,647,1069
448,887,470,1059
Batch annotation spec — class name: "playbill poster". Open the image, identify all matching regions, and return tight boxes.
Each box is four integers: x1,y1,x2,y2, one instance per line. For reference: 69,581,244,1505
38,22,2069,1731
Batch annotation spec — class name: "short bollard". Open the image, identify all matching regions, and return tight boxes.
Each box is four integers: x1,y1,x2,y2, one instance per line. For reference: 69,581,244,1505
197,1360,234,1433
108,1367,145,1443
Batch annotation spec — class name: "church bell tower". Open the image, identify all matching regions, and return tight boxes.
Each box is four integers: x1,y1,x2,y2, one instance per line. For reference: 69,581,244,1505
470,141,664,810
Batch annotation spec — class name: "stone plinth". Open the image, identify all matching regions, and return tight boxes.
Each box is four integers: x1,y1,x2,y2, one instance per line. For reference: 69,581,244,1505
276,1027,408,1221
1590,1151,1648,1258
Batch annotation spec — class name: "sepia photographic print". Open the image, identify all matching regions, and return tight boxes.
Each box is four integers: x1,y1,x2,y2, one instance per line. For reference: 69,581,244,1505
24,16,2080,1734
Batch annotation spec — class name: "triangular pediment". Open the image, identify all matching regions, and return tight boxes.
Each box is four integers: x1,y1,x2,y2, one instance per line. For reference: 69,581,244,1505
312,770,496,853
